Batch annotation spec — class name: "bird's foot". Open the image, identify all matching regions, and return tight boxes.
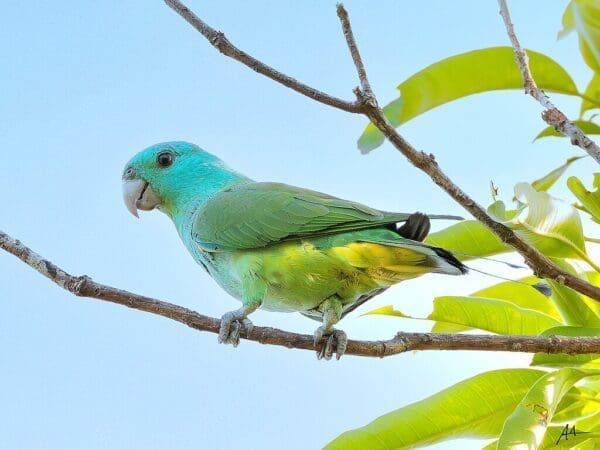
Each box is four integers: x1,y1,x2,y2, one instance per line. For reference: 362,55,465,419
313,327,347,360
218,310,254,347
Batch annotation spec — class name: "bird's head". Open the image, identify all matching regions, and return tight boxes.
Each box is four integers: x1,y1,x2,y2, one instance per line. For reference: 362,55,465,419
122,141,240,218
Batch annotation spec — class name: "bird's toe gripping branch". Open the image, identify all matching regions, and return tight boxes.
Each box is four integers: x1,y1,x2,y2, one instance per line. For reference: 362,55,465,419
314,327,348,361
313,297,347,360
218,304,259,347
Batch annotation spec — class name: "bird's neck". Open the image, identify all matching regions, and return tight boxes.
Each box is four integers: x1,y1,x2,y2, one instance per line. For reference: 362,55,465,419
161,167,251,234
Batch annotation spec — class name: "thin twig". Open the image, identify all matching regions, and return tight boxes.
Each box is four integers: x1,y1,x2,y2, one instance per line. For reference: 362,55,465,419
334,4,600,301
498,0,600,164
161,0,600,302
3,229,600,357
336,4,374,102
163,0,362,114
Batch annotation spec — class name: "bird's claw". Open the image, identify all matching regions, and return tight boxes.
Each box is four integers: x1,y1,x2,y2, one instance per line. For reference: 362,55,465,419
218,311,253,347
314,327,347,360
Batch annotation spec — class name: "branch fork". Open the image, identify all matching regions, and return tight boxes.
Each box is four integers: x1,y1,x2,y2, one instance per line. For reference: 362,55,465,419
498,0,600,163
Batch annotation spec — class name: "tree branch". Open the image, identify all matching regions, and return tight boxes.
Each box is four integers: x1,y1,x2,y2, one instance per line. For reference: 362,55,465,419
498,0,600,164
336,5,374,101
163,0,362,114
3,229,600,357
161,0,600,302
6,3,600,358
334,4,600,301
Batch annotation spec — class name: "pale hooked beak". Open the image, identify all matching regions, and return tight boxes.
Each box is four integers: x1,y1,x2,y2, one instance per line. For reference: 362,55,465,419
122,172,161,218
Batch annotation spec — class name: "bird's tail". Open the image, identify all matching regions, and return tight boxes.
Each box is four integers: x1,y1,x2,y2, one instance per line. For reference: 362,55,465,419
428,246,469,275
332,238,467,287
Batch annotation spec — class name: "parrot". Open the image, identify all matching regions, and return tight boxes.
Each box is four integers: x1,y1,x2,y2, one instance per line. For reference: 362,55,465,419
122,141,467,359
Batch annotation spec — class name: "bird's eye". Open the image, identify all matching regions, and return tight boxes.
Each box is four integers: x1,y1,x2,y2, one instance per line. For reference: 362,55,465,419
123,167,135,179
157,151,173,167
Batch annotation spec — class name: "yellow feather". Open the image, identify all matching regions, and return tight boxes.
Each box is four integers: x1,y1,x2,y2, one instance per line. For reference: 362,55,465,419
332,242,430,284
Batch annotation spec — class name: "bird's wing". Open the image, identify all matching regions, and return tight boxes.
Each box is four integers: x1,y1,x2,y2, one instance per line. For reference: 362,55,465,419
192,182,460,251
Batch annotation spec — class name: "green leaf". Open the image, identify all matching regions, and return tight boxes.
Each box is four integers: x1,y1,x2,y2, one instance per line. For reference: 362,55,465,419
430,321,470,333
325,369,546,450
581,271,600,318
490,183,594,266
532,326,600,369
534,122,600,140
472,277,561,321
568,174,600,223
430,277,559,334
581,75,600,116
362,306,471,334
356,98,403,151
497,368,590,449
510,183,585,259
571,434,600,450
428,296,561,335
559,1,575,39
368,277,562,334
424,220,510,259
547,260,600,327
549,280,600,327
357,47,578,152
577,406,600,430
531,156,586,191
537,426,600,449
361,305,412,319
570,0,600,73
487,201,522,228
485,426,600,449
484,426,600,450
554,381,600,423
550,281,600,327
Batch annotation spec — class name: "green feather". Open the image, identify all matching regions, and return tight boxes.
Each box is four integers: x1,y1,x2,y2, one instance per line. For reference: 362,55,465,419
193,182,459,251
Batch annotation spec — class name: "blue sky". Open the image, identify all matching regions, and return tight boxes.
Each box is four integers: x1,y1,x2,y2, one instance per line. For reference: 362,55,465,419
1,1,594,449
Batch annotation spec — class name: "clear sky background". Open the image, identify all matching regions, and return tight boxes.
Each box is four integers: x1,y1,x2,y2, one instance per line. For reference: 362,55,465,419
1,1,595,449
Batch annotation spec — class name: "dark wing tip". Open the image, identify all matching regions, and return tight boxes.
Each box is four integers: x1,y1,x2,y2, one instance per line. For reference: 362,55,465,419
393,212,431,242
432,247,469,275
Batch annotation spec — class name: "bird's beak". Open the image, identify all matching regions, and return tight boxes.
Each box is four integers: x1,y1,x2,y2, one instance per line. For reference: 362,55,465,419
122,176,161,218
